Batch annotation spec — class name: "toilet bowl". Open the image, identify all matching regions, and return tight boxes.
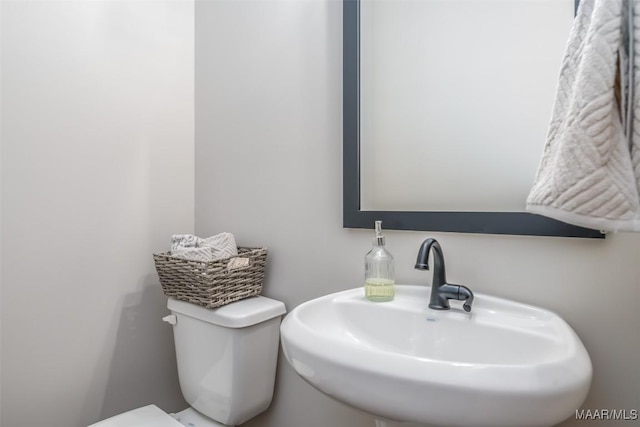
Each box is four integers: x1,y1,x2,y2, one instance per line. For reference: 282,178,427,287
89,296,286,427
89,405,183,427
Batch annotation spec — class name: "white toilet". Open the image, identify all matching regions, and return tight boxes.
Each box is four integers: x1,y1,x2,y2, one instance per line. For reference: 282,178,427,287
90,295,286,427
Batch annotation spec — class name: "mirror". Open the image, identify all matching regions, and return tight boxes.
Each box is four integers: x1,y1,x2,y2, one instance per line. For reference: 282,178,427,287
343,0,602,238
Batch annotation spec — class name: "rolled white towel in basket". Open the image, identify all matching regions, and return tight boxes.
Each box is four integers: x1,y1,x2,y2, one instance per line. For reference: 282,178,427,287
170,234,199,252
170,246,216,262
170,232,238,262
200,232,238,260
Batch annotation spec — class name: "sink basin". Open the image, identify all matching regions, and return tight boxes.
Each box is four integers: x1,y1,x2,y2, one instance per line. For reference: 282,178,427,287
280,285,591,427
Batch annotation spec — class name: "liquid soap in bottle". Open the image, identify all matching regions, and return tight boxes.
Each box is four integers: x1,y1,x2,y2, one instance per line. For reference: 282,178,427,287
365,220,395,302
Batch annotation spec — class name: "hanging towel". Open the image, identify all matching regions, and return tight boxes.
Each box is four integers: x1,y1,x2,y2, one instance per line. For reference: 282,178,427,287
631,1,640,205
526,0,640,232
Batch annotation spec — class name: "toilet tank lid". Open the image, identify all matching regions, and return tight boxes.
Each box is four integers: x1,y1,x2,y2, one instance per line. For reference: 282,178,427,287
168,296,286,328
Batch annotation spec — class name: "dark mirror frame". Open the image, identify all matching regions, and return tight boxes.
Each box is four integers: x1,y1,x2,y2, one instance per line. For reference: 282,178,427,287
343,0,602,238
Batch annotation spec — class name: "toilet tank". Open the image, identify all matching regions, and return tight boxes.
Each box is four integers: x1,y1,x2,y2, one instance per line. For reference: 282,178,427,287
167,296,286,426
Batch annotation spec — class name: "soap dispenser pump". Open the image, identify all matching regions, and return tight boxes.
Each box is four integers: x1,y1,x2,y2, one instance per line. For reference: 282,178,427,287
365,221,395,302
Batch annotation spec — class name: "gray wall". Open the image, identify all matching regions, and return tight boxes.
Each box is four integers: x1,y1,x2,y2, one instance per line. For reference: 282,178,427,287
195,1,640,427
2,1,638,426
1,1,194,425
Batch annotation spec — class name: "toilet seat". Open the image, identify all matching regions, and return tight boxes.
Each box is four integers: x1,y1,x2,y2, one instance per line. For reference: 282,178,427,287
172,407,229,427
88,405,184,427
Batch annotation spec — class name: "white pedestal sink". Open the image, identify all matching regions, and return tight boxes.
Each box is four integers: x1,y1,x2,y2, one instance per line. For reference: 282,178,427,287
280,285,591,427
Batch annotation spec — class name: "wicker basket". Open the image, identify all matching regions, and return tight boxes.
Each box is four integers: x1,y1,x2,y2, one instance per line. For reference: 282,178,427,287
153,247,267,308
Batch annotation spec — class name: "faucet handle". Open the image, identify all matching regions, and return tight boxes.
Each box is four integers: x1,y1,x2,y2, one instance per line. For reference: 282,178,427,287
441,284,474,312
458,285,474,312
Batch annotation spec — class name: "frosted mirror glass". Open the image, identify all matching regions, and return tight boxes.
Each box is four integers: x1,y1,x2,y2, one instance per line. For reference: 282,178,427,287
359,0,575,212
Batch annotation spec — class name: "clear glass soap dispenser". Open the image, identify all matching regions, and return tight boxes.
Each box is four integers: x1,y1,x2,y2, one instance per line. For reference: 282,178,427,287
365,220,395,302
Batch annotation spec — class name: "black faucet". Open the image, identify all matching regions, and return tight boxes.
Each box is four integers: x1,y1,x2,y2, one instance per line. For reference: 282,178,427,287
415,238,474,312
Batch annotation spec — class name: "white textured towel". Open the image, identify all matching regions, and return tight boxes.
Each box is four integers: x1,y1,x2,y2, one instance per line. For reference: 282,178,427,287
170,234,199,252
526,0,640,232
171,246,216,262
200,232,238,260
170,233,238,262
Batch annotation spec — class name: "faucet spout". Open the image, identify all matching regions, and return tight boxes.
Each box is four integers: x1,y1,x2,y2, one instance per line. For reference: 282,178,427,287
415,238,474,312
415,238,446,285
